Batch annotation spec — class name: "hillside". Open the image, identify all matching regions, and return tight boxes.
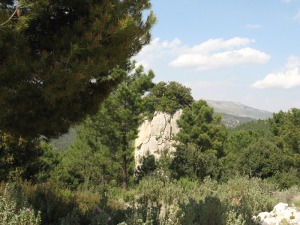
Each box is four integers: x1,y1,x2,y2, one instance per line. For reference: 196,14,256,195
220,113,255,128
206,100,273,128
207,100,273,119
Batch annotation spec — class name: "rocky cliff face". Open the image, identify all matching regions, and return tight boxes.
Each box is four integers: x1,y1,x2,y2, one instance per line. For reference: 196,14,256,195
134,110,182,168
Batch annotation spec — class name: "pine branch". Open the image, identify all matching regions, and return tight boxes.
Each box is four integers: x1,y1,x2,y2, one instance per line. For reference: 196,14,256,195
0,7,18,27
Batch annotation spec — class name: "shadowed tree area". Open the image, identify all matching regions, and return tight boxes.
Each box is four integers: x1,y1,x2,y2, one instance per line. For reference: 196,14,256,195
0,0,156,138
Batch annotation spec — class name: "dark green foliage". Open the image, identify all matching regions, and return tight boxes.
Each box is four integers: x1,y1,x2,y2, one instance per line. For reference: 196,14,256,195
91,63,155,190
269,108,300,153
170,144,221,180
54,63,155,190
170,100,227,180
0,0,155,138
267,109,300,187
223,110,300,187
0,131,59,182
237,139,288,178
52,118,114,191
222,130,260,178
271,168,300,189
135,154,157,182
145,81,194,115
175,100,226,155
229,119,272,138
28,141,60,183
225,130,259,155
197,196,225,225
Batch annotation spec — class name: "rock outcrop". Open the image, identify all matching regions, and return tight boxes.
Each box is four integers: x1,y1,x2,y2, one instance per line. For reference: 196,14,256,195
254,203,300,225
134,110,182,168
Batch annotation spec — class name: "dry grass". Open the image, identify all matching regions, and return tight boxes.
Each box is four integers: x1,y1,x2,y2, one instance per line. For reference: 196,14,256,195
291,194,300,210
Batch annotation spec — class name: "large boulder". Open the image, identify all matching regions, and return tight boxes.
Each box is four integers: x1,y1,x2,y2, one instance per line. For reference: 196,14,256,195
134,110,182,168
254,203,300,225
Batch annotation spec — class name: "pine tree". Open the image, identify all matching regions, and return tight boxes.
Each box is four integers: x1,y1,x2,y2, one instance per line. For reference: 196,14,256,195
0,0,156,138
170,100,227,180
94,63,154,189
57,62,155,190
145,81,194,115
269,108,300,153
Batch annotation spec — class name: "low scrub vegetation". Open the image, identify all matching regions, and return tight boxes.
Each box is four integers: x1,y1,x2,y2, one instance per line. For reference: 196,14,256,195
1,176,299,225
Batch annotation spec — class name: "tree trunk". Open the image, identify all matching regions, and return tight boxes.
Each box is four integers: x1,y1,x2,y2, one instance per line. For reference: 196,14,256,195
84,171,91,192
122,154,128,190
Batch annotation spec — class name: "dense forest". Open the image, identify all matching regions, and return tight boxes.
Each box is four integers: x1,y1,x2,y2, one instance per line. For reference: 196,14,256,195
1,1,300,225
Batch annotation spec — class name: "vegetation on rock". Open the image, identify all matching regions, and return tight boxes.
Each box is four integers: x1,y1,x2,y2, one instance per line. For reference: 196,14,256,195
144,81,194,115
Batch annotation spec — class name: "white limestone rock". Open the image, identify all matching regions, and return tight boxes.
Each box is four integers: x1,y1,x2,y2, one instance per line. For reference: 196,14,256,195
255,203,300,225
134,110,182,168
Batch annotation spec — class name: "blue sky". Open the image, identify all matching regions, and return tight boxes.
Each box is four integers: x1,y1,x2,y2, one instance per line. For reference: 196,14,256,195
134,0,300,112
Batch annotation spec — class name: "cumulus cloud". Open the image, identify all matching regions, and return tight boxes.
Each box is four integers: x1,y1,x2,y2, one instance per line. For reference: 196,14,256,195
134,37,185,69
170,37,270,71
134,37,270,71
252,56,300,89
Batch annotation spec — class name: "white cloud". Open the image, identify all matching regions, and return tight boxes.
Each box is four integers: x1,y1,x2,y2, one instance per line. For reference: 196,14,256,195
133,37,185,69
134,37,270,71
170,37,270,71
294,10,300,21
190,37,254,53
184,81,235,89
246,24,263,29
282,0,292,3
252,56,300,89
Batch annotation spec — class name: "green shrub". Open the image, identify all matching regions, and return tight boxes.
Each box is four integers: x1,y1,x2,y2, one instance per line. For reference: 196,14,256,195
0,183,41,225
0,176,283,225
114,175,279,225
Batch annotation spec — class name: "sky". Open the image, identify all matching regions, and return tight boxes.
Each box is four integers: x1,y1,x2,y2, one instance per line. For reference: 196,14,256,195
134,0,300,113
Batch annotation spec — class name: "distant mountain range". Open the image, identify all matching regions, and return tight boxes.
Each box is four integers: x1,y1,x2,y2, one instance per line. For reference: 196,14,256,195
206,100,273,128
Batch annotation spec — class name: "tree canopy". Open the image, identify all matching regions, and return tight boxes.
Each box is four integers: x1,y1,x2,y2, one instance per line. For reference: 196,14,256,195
56,63,155,190
0,0,156,138
269,108,300,153
170,100,227,180
145,81,194,115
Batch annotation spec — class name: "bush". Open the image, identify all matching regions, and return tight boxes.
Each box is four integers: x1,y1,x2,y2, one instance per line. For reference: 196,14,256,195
0,183,41,225
0,176,283,225
9,181,121,225
115,175,279,225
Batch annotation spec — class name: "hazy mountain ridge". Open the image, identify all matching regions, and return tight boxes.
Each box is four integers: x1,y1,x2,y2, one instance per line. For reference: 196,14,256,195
207,100,273,120
219,113,255,128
